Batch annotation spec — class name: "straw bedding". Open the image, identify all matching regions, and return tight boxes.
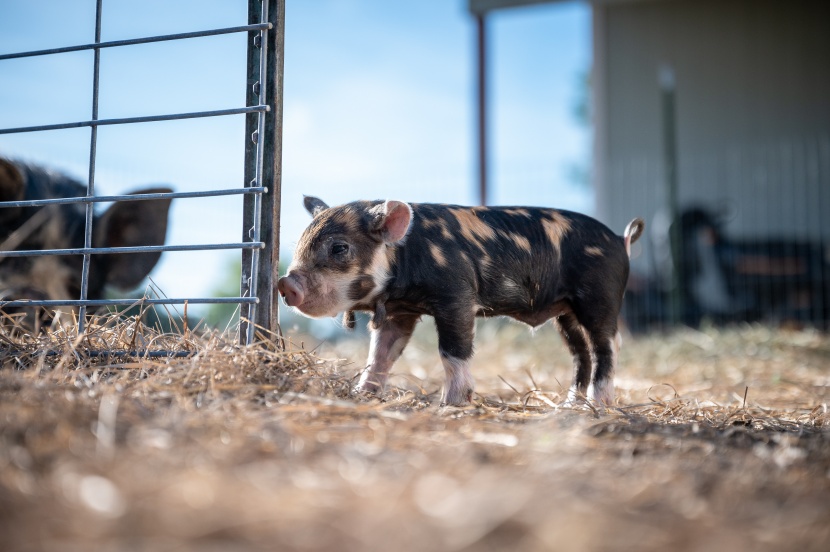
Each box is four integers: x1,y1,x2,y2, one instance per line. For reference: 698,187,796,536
0,312,828,551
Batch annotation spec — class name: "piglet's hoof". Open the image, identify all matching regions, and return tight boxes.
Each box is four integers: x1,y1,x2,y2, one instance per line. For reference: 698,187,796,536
587,380,615,407
354,376,383,398
562,386,587,408
441,386,473,407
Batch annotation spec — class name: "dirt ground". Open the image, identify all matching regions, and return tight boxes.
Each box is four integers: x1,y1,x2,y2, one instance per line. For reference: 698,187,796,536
1,318,829,551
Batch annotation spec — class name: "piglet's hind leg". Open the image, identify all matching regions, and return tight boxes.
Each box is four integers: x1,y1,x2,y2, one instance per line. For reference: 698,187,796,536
583,329,619,407
556,310,593,405
571,294,621,407
587,332,621,406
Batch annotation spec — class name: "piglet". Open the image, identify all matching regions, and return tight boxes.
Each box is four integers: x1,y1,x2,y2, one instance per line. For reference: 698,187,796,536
278,196,644,406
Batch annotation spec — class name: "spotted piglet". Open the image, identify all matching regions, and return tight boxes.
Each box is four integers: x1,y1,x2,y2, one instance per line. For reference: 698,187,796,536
278,197,644,406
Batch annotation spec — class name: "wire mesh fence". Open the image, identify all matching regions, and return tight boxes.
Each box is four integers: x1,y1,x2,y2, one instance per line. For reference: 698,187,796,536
620,135,830,332
0,0,284,346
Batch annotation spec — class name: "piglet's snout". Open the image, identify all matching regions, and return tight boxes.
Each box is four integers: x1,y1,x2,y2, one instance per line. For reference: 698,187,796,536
277,275,304,307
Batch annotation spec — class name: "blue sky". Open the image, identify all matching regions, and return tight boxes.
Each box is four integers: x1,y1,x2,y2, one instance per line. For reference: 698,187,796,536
0,0,591,311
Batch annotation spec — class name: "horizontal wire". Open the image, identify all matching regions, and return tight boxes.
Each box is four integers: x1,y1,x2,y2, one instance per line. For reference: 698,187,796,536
0,297,257,307
0,242,264,258
0,23,272,61
0,105,269,135
0,187,266,209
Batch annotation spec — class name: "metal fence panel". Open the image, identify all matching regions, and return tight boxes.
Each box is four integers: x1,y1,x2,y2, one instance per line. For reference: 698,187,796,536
0,0,284,345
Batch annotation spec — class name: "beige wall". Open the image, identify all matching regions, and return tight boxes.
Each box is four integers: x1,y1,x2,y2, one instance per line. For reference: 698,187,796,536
593,0,830,272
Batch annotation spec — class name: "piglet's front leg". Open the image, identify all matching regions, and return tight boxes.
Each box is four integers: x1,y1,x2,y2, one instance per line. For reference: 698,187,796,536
434,307,476,406
356,315,419,396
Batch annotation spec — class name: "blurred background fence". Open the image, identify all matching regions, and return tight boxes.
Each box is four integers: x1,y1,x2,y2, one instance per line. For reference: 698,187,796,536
618,136,830,332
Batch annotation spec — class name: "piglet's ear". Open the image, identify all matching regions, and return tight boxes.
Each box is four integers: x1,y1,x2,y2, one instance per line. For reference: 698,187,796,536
94,187,172,290
303,196,329,218
373,200,412,245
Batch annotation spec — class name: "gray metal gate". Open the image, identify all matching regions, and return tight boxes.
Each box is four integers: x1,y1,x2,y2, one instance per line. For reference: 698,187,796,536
0,0,284,346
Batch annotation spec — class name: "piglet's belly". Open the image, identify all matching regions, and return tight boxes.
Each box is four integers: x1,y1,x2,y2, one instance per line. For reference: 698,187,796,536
475,299,572,328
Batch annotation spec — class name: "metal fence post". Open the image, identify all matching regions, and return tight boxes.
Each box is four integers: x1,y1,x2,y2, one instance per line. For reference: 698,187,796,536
78,0,104,334
241,0,284,344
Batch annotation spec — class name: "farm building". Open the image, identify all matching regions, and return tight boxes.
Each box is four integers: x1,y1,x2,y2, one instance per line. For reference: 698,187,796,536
471,0,830,329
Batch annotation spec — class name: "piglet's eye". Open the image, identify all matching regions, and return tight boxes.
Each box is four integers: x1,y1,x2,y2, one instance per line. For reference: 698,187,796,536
331,243,349,256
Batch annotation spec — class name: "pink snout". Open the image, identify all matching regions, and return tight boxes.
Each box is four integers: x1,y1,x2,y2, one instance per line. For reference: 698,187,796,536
277,274,305,307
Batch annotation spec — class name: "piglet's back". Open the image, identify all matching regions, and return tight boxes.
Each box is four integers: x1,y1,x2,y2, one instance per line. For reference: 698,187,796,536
388,204,628,316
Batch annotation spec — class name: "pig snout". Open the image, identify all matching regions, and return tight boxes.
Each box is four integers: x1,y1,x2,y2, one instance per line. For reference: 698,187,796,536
277,274,305,307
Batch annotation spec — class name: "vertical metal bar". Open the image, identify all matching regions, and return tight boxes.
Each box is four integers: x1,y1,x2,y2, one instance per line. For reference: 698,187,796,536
591,4,609,224
762,142,774,315
78,0,103,334
241,0,284,344
245,0,269,345
819,137,830,325
256,0,285,341
240,1,261,343
475,13,488,206
245,0,270,345
660,65,682,326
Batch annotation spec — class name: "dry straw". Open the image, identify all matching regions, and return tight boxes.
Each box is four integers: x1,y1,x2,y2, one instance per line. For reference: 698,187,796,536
2,310,827,435
1,312,828,551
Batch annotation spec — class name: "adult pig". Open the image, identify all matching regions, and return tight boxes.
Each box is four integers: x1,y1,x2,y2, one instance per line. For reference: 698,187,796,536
0,157,172,326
